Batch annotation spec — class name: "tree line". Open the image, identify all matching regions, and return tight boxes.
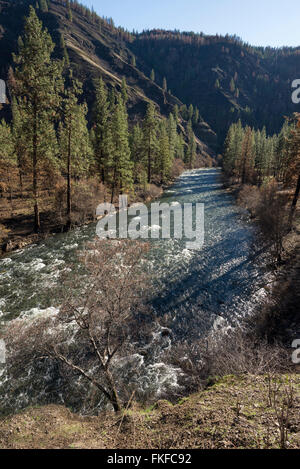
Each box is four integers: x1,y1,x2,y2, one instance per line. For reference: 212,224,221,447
0,7,196,233
223,119,299,193
223,118,300,263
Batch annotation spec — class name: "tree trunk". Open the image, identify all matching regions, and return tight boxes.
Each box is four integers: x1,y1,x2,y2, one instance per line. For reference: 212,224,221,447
33,107,40,233
8,174,13,217
66,126,71,230
289,173,300,226
241,155,247,185
105,368,122,412
148,134,151,183
110,166,117,204
19,168,23,199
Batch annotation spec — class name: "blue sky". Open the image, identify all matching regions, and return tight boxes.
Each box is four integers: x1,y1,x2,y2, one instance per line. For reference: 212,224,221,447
81,0,300,48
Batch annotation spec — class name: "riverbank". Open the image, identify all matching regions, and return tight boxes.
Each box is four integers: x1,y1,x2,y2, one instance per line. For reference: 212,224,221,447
0,183,166,257
1,374,299,449
220,174,300,345
0,159,196,256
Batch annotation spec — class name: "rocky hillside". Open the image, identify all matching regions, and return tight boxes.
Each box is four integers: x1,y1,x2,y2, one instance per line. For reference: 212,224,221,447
0,374,299,449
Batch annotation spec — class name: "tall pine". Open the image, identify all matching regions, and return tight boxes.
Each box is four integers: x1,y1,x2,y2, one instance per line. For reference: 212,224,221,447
13,7,63,231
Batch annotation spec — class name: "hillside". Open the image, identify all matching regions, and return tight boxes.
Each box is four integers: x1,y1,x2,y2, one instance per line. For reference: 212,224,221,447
2,1,300,150
131,31,300,145
0,374,299,449
0,0,217,154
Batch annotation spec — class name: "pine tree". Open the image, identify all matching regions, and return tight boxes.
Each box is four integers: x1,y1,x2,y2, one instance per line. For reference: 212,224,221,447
157,120,171,183
185,119,196,169
241,126,254,184
180,104,188,121
66,0,72,21
121,77,128,104
167,113,177,163
60,33,70,67
11,97,29,198
39,0,48,12
107,95,133,202
59,74,93,228
175,132,185,160
193,107,199,125
13,7,63,232
163,77,167,92
92,77,110,183
108,87,117,109
223,120,244,178
255,126,267,183
173,104,179,124
143,102,158,183
275,121,292,183
131,55,136,67
150,69,155,81
0,120,17,216
230,78,235,93
129,123,146,185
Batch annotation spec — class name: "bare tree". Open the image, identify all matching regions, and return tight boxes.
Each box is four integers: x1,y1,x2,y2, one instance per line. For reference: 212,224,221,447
4,239,152,412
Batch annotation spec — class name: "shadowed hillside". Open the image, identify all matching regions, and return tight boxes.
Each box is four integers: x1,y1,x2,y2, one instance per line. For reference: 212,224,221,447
0,0,217,153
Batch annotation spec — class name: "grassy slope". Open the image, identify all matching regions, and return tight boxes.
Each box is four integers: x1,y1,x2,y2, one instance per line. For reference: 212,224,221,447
0,374,299,449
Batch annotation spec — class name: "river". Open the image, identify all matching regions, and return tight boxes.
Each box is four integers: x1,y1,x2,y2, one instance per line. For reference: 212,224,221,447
0,168,270,412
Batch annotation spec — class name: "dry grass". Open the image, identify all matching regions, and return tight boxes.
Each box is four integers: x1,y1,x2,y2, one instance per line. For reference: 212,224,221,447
0,374,299,449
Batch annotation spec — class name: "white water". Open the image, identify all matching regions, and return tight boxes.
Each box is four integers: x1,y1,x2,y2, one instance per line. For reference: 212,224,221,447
0,168,271,413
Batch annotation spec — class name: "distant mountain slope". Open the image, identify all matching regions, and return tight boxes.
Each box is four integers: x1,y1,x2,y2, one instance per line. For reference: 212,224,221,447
130,30,300,145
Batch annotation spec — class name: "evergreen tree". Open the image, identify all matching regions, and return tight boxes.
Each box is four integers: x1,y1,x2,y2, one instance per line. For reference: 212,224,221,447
0,120,17,215
107,95,133,202
230,78,235,93
39,0,48,12
185,119,196,169
143,102,158,183
66,0,72,21
193,107,199,125
173,104,179,124
121,77,128,104
130,123,146,185
167,113,177,163
163,77,167,92
157,120,171,183
150,69,155,81
223,120,243,178
60,33,70,67
59,74,93,228
11,97,29,198
275,121,292,183
92,77,110,183
255,126,267,183
13,7,63,232
175,132,185,160
241,126,254,184
108,86,117,109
